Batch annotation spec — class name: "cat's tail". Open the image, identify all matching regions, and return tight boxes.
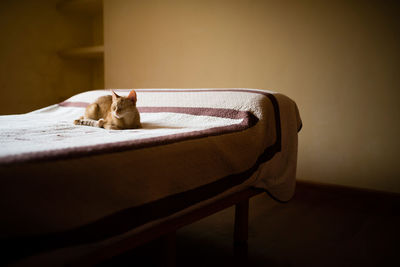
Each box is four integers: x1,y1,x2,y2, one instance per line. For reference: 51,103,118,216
74,118,104,128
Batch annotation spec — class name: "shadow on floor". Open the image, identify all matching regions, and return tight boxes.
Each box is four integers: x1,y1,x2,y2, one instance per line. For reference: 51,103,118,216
101,182,400,266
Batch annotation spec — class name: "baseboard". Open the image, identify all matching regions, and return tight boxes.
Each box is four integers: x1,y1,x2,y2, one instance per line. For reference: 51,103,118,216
296,179,400,199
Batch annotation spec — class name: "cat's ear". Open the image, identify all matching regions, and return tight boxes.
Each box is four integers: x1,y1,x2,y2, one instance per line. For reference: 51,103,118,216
127,90,137,105
111,90,120,101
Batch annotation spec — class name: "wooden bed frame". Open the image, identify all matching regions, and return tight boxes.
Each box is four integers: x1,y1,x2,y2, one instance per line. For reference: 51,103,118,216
73,187,264,266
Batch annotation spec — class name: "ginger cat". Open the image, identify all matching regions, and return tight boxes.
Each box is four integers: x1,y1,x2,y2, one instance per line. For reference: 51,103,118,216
74,90,141,130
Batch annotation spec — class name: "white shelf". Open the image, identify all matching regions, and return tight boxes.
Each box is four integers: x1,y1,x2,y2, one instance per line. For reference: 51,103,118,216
59,45,104,59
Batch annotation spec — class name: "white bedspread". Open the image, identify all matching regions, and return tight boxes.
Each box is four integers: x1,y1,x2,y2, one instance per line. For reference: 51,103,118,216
0,88,301,265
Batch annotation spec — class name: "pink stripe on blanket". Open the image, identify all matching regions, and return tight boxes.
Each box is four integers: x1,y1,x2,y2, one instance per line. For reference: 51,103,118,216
59,103,250,120
59,102,88,108
121,88,271,96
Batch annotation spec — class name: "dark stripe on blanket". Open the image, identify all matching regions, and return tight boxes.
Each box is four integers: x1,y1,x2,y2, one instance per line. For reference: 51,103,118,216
0,93,282,264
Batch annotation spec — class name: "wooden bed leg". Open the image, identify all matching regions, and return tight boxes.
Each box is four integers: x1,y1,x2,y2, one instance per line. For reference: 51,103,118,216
234,198,249,265
161,231,176,267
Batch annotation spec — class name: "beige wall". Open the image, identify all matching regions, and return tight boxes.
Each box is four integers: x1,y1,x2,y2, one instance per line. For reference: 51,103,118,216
107,0,399,193
0,0,97,114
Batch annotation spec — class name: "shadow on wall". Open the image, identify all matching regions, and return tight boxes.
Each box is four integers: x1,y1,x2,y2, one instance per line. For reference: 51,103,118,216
0,0,98,115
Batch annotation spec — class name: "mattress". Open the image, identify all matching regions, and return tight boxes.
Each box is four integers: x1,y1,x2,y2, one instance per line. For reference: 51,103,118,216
0,88,301,265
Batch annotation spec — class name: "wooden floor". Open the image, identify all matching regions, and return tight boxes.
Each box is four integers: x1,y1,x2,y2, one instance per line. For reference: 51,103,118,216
102,182,400,266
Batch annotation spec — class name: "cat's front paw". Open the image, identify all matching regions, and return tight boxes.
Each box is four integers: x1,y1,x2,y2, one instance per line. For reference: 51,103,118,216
97,118,105,128
74,119,82,125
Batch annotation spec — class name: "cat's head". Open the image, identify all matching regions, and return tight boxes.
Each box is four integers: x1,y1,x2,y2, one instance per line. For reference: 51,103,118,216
110,90,138,119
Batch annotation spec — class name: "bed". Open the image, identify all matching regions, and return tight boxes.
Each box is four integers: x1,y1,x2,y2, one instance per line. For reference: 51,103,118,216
0,88,301,266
